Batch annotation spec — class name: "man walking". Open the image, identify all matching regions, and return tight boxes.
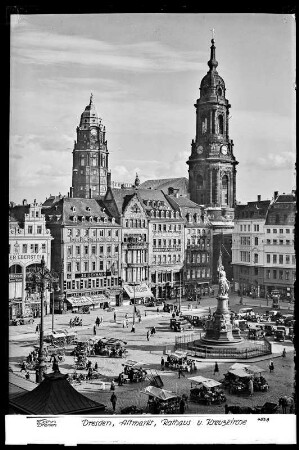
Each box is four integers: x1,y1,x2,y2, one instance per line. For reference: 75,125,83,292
214,362,219,376
114,312,117,322
147,330,150,341
110,392,117,413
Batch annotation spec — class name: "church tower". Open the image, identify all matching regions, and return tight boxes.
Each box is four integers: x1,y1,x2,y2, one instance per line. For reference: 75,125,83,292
72,94,109,198
187,38,238,213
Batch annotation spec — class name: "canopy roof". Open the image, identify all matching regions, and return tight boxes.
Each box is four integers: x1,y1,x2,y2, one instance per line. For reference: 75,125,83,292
123,283,153,299
188,375,221,388
142,386,178,401
123,360,148,368
228,368,252,378
229,363,265,375
9,371,106,415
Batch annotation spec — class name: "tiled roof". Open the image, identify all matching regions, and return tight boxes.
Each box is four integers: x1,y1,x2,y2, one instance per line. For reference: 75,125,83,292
108,188,176,215
9,371,106,415
166,195,201,209
9,205,30,226
42,197,119,226
234,201,271,220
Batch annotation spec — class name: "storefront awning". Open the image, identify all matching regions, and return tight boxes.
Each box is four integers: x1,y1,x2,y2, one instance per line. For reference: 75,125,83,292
66,297,94,307
91,295,108,304
123,283,153,299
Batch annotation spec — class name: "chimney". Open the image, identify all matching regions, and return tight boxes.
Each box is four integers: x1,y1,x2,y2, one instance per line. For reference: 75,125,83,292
70,187,73,198
89,188,92,199
257,194,261,202
67,192,70,198
274,191,279,200
22,199,27,206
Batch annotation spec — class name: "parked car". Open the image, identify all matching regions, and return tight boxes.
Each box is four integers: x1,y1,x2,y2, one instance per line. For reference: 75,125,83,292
238,308,255,319
274,326,286,342
283,315,295,327
11,316,34,326
263,324,276,336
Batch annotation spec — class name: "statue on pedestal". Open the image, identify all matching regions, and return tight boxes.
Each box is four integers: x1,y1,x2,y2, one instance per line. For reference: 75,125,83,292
217,251,230,296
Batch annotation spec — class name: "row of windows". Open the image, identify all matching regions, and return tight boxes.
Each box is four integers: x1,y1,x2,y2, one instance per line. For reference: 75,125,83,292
152,254,181,264
65,276,118,290
67,244,119,257
187,228,209,236
266,239,293,246
266,228,293,234
186,253,210,264
153,239,181,247
153,223,182,232
27,225,43,234
266,254,296,265
9,243,47,254
124,251,147,264
67,260,118,273
186,268,211,279
187,238,210,247
67,228,119,238
124,219,147,228
265,269,295,281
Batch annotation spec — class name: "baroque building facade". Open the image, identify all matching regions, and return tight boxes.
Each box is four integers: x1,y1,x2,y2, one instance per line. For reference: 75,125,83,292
42,197,122,310
232,192,296,300
9,199,53,319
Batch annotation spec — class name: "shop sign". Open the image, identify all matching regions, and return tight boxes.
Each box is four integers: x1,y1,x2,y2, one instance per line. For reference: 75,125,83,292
9,254,43,262
9,274,23,282
75,272,106,278
68,290,103,298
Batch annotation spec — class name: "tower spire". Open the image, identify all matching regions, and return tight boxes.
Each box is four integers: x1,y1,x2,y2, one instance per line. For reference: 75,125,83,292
208,35,218,71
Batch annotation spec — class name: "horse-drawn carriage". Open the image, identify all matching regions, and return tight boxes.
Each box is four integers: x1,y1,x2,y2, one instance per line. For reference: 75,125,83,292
189,375,226,405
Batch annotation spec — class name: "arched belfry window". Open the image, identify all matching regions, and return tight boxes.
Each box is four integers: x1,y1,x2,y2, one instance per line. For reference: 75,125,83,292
196,174,204,188
218,115,224,135
221,175,229,205
202,117,208,134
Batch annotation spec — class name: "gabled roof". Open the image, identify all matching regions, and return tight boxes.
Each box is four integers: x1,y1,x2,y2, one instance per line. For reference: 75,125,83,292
234,200,271,220
9,371,106,415
9,205,30,226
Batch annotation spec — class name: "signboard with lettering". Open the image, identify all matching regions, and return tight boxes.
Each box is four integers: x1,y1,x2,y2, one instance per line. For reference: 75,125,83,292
123,283,153,299
9,274,23,282
9,254,43,262
75,272,106,278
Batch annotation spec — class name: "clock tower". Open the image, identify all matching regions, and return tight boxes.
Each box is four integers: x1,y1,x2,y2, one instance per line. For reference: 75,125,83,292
72,94,109,198
187,38,238,213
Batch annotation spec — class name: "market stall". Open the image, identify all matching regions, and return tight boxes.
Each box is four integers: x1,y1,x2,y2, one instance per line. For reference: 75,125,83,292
189,375,226,405
121,360,148,383
94,337,127,358
165,351,196,372
142,386,181,414
221,363,269,395
229,364,269,392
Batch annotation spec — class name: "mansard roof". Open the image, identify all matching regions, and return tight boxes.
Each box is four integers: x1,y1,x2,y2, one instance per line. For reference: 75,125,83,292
234,200,271,220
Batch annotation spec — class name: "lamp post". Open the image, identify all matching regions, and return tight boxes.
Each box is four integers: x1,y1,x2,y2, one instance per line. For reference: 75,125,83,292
50,284,60,332
26,256,59,383
129,281,139,329
179,272,182,313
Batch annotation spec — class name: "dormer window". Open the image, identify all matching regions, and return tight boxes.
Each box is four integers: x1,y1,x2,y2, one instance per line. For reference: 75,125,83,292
86,206,91,212
71,206,76,212
72,216,77,222
55,215,61,221
89,216,93,222
171,211,174,219
111,217,115,224
79,216,85,222
103,217,107,223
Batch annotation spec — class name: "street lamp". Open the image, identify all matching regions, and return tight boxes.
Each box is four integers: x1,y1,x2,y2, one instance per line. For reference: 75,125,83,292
50,283,60,332
26,255,59,383
129,282,139,330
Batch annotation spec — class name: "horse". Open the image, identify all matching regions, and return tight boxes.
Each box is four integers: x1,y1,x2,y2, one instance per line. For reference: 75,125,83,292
279,396,294,414
224,404,253,414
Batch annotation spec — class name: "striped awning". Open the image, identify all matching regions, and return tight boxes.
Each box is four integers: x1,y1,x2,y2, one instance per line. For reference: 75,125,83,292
66,297,93,307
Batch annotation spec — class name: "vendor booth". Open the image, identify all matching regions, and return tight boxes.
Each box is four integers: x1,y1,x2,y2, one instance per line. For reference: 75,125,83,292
165,351,196,372
189,375,226,405
221,363,269,395
120,360,148,383
94,337,127,358
142,386,181,414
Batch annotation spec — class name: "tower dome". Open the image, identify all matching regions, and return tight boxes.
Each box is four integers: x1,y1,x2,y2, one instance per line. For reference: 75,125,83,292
200,39,226,98
79,93,101,128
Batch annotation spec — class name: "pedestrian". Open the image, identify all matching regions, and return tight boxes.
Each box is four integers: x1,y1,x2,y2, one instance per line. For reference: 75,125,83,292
145,310,147,317
126,319,129,328
25,371,30,380
269,360,274,373
125,313,128,320
161,357,165,371
118,372,124,386
214,362,219,376
96,316,100,327
123,319,126,328
131,324,135,333
178,366,185,378
114,312,116,322
87,367,93,380
179,398,186,414
282,348,286,358
20,361,27,372
153,326,156,334
52,356,59,372
157,307,159,313
138,315,142,323
93,325,96,335
94,362,98,371
35,324,39,333
147,330,150,341
248,378,254,396
110,392,117,412
110,380,115,391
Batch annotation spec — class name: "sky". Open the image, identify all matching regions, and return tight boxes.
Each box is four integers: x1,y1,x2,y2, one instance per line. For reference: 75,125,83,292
10,13,296,205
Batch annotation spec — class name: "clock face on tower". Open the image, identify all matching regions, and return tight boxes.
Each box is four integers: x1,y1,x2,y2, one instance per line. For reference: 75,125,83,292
220,145,228,155
196,145,203,154
90,128,97,136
